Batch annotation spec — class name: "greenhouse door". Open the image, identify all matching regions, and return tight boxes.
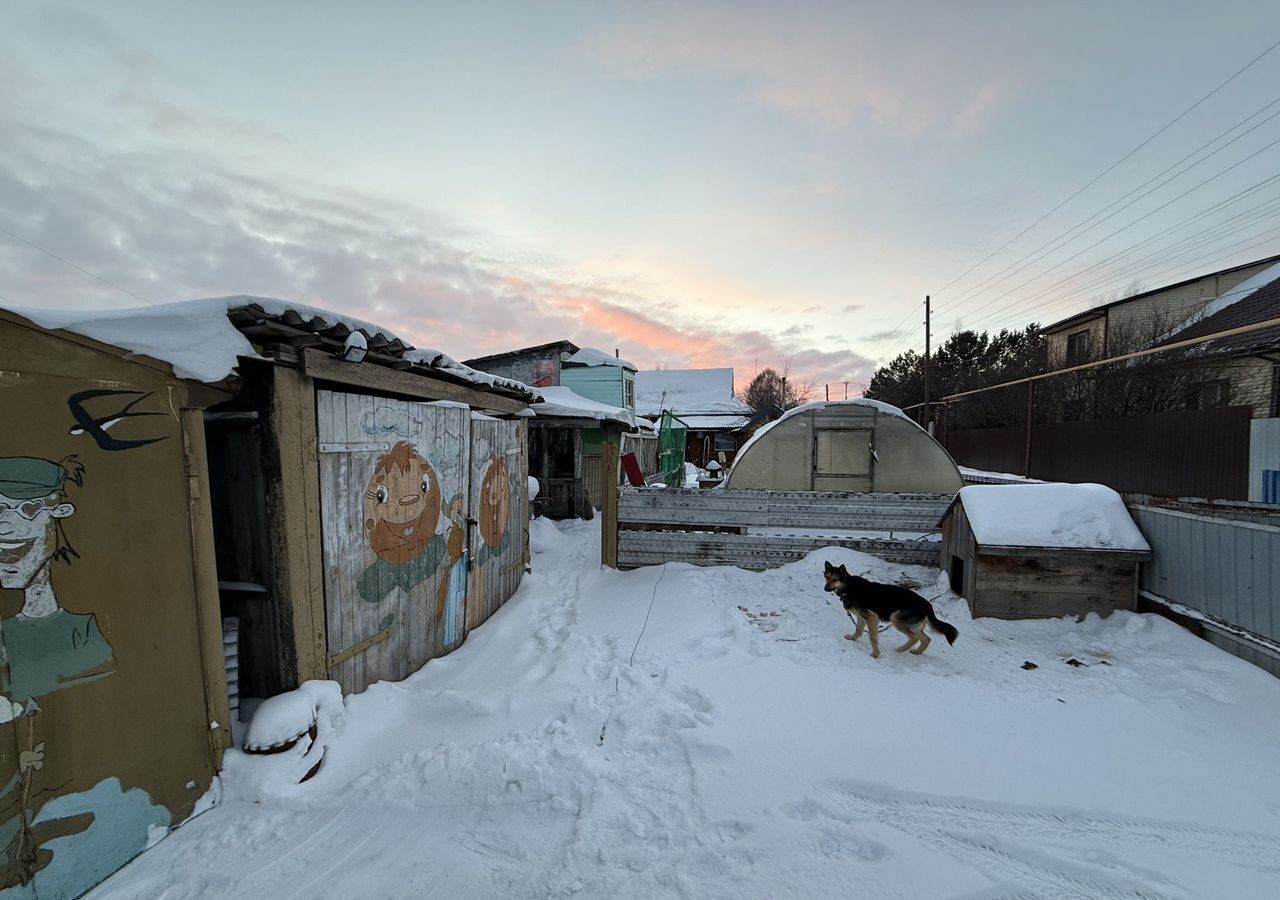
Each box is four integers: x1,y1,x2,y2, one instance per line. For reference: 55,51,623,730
317,391,471,694
466,417,526,633
812,428,874,491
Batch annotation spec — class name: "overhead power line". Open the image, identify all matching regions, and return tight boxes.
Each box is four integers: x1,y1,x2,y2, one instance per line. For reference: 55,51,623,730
945,94,1280,311
948,170,1280,332
0,223,156,306
932,34,1280,301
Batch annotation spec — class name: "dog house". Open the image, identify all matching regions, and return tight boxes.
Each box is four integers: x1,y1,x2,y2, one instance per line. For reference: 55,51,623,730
940,483,1152,619
724,400,964,493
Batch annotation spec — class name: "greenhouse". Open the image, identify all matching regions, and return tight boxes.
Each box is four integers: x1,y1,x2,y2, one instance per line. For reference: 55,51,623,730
724,399,964,493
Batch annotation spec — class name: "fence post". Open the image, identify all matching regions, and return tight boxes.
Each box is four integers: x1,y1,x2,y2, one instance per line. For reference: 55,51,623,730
601,441,619,568
1023,381,1035,477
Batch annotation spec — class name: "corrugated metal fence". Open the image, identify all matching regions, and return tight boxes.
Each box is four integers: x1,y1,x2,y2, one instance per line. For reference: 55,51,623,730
1130,502,1280,677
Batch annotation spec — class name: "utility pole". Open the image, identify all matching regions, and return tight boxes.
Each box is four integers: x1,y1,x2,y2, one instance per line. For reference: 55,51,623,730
923,295,932,431
843,381,850,400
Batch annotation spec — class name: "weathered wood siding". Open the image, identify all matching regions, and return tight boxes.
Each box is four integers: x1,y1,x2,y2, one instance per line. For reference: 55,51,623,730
467,415,527,631
317,392,472,694
616,489,952,571
970,552,1139,620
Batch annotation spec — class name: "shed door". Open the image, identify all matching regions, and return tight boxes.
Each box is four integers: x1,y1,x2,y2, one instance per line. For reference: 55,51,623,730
467,417,527,632
812,428,874,491
317,391,471,694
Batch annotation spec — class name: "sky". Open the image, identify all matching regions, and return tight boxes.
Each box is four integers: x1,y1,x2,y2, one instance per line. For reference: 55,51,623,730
3,1,1280,393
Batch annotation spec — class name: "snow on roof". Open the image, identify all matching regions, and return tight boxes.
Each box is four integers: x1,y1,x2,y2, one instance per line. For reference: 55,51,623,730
531,386,644,428
564,347,636,371
671,414,750,430
7,295,538,399
634,368,751,416
1160,259,1280,341
955,483,1150,552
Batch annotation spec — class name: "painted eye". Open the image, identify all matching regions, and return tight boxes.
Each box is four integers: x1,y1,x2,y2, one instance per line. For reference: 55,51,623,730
420,474,431,494
375,485,388,504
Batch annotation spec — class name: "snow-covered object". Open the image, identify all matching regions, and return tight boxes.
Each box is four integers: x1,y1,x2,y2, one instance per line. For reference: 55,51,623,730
564,347,636,371
528,476,540,499
232,681,345,793
635,368,751,417
531,386,639,427
244,690,318,752
957,483,1150,552
9,296,538,400
341,330,368,363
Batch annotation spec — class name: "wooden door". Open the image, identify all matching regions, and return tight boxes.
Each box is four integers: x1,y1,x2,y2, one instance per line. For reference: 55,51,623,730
812,428,874,491
466,417,527,632
317,391,471,694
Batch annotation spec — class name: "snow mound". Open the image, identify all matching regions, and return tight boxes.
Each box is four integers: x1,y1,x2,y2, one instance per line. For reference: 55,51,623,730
564,347,636,370
530,516,570,554
958,483,1150,552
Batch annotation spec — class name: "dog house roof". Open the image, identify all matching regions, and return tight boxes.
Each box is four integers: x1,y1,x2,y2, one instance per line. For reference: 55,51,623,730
949,483,1151,553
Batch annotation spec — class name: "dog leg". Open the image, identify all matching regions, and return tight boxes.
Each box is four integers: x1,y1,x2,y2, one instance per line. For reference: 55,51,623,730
910,622,931,655
891,618,918,653
864,612,881,659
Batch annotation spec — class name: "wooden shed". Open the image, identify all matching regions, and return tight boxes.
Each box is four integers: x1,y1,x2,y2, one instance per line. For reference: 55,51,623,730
940,483,1152,619
0,307,231,899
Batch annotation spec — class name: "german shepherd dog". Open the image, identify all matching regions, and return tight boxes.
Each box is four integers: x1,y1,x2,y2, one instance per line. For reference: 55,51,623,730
822,561,958,659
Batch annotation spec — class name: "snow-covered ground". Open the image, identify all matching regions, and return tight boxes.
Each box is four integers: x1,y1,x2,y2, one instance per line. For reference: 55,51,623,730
90,520,1280,899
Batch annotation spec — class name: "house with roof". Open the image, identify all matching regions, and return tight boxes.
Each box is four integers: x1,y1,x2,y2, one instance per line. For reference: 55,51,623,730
465,341,654,516
1037,253,1280,501
1041,253,1280,375
635,368,753,468
0,296,539,899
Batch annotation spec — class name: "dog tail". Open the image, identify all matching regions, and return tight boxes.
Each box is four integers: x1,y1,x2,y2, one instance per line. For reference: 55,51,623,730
928,609,959,645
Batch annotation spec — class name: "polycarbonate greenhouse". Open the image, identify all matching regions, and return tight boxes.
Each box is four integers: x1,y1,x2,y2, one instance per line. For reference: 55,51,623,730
724,400,964,493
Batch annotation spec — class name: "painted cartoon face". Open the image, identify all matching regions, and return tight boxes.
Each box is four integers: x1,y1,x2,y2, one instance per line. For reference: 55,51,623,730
0,491,74,589
479,455,510,548
364,442,442,565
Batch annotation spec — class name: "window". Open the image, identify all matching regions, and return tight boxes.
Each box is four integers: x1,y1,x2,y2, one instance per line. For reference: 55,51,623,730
1065,329,1091,365
623,375,635,410
713,432,736,451
1186,378,1230,410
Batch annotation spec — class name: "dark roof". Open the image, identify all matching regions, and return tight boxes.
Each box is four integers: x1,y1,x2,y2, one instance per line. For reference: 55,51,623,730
463,340,579,367
1041,252,1280,334
1148,271,1280,361
227,303,540,402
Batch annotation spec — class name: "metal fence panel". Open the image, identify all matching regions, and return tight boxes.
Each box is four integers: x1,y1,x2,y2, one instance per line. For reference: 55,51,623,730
946,406,1252,498
1131,504,1280,645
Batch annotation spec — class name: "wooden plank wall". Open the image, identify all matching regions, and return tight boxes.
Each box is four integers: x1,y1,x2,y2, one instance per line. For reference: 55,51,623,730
316,392,471,694
468,416,526,630
615,489,952,571
971,552,1139,620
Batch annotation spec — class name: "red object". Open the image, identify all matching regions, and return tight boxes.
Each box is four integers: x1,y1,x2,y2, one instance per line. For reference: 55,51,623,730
621,452,645,487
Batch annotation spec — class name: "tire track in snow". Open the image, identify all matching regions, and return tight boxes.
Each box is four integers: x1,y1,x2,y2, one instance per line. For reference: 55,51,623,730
833,787,1280,873
784,783,1280,899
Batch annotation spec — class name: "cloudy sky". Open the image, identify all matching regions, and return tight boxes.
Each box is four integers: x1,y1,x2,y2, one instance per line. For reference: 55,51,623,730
3,1,1279,391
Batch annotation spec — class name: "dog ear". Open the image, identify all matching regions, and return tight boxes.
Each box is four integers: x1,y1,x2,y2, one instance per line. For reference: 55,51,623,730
838,564,849,575
824,560,832,572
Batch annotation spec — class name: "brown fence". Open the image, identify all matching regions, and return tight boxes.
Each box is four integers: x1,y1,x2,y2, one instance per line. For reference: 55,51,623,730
944,405,1252,499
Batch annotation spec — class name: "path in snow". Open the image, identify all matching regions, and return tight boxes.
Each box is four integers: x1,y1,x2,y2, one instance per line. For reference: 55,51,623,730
89,518,1280,900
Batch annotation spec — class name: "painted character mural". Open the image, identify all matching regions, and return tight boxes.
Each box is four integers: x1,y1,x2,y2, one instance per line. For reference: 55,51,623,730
1,455,163,895
477,450,511,562
0,457,114,708
356,442,467,646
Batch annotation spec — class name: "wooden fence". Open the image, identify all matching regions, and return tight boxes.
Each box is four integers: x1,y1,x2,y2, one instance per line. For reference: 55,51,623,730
608,485,952,570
